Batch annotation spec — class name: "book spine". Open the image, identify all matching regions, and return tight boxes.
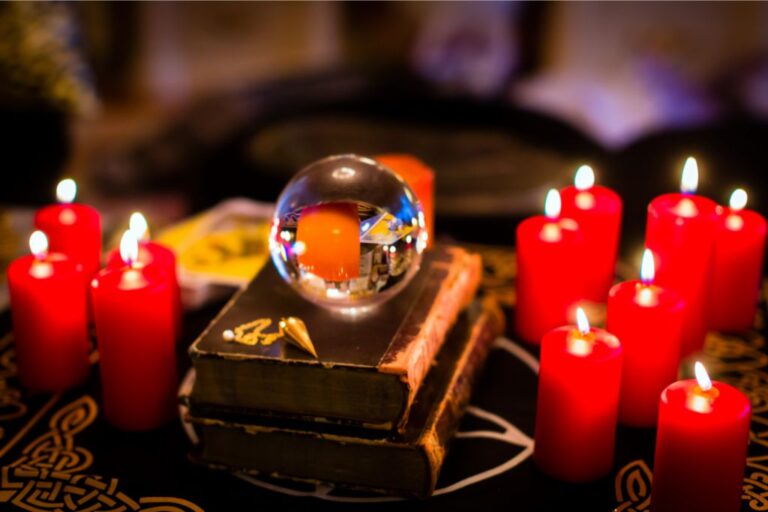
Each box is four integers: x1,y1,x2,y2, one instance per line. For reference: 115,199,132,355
419,297,505,494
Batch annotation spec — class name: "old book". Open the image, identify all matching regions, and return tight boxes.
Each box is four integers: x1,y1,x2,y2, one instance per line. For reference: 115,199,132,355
187,245,482,429
185,297,504,498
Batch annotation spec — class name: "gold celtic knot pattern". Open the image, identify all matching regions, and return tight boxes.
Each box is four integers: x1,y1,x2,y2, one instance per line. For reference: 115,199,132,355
0,350,203,512
614,459,652,512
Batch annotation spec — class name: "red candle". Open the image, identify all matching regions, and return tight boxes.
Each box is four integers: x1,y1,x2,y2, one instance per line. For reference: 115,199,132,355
7,231,90,391
651,362,751,512
534,308,623,481
105,213,181,341
375,154,435,247
560,165,623,302
34,179,102,278
607,249,684,427
645,157,718,356
708,188,767,332
91,231,177,431
516,189,585,344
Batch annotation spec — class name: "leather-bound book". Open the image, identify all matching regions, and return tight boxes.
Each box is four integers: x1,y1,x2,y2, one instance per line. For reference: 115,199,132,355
187,245,482,430
184,297,504,498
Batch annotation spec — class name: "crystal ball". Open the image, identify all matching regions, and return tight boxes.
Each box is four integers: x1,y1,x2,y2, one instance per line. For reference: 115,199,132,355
270,154,427,312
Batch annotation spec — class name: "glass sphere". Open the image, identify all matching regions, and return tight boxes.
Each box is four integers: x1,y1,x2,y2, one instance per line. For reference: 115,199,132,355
270,154,427,313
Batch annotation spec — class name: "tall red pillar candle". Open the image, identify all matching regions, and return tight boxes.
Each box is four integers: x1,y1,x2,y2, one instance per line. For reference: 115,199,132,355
516,189,585,344
7,231,90,391
561,165,623,302
376,154,435,247
645,157,718,356
708,188,767,332
105,213,181,341
34,179,102,278
607,249,684,427
91,231,177,431
651,362,751,512
534,308,623,481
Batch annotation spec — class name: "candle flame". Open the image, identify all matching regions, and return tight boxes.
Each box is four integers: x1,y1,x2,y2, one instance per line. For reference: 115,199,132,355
29,230,48,259
56,178,77,204
730,188,748,211
694,361,713,392
574,165,595,191
119,230,139,267
129,212,150,241
544,189,561,219
640,249,655,284
681,157,699,194
575,307,590,335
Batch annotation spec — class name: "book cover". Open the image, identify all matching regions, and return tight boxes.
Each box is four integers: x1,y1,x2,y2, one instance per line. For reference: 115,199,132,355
187,244,482,429
184,297,504,498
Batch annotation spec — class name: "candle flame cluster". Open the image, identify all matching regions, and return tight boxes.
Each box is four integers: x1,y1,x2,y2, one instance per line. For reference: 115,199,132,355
729,188,748,211
29,230,49,259
640,249,655,284
56,179,77,204
129,212,150,241
681,157,699,195
545,189,562,219
574,165,595,191
120,231,140,267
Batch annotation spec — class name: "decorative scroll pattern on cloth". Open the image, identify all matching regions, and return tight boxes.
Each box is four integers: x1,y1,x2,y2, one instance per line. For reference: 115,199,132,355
0,339,202,512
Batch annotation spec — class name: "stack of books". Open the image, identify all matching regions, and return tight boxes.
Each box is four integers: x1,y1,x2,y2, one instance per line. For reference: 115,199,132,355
182,245,504,497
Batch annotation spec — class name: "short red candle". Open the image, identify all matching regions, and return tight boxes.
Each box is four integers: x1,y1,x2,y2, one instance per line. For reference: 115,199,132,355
34,179,102,278
516,189,585,344
645,157,718,356
91,231,177,431
607,249,684,427
651,363,751,512
708,189,767,332
561,165,623,302
376,154,435,247
7,231,90,391
534,308,623,482
106,213,181,341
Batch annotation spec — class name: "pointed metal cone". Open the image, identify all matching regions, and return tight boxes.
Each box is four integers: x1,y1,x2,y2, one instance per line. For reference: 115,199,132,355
279,317,318,358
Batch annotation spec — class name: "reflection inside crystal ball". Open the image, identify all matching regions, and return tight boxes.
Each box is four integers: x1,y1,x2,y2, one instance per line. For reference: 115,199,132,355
270,154,427,312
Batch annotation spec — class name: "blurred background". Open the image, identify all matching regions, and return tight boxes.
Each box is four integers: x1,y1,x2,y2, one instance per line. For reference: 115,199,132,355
2,1,768,262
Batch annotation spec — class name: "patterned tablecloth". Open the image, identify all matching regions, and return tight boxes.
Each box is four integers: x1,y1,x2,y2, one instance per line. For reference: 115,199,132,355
1,245,767,511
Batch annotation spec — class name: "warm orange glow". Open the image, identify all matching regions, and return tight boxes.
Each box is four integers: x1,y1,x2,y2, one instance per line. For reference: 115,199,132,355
56,178,77,204
120,230,139,267
129,212,150,241
729,188,747,211
576,307,590,335
640,249,655,284
29,230,48,259
544,189,561,219
695,361,713,392
574,165,595,191
681,157,699,194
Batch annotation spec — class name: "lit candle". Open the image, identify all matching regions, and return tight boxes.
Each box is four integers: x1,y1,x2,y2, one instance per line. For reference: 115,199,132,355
534,308,622,481
645,157,718,356
607,249,684,427
7,231,90,391
34,178,102,278
106,212,181,341
651,362,751,512
560,165,623,302
516,189,586,344
91,231,177,430
708,189,767,332
376,154,435,247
